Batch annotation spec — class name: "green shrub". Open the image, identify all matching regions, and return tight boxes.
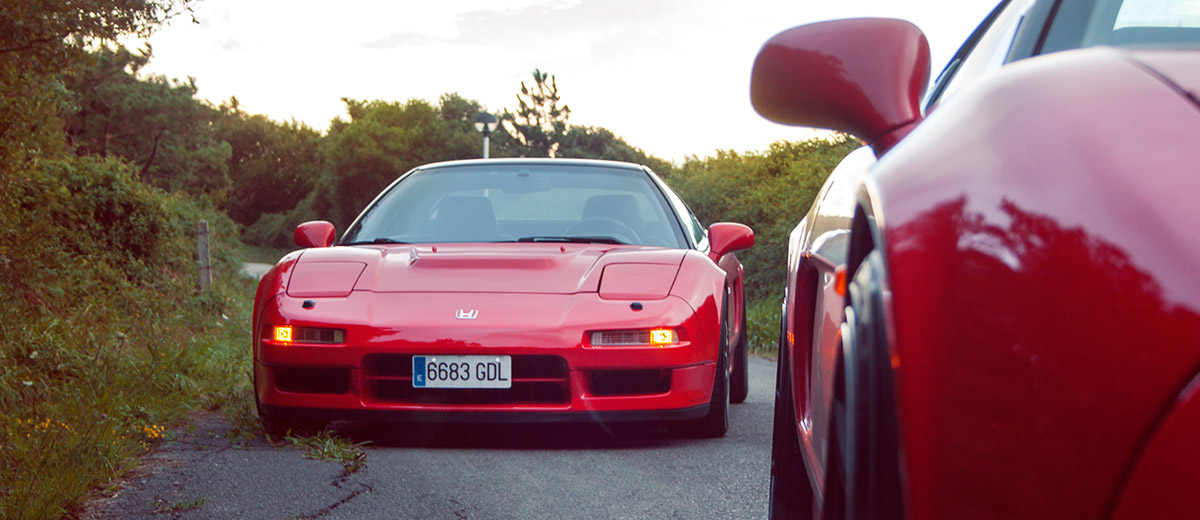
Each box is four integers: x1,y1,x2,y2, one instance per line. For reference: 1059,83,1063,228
0,156,253,518
668,136,859,355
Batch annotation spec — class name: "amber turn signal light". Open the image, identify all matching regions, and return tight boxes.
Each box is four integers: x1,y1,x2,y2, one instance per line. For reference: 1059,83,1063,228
649,328,676,346
591,328,679,347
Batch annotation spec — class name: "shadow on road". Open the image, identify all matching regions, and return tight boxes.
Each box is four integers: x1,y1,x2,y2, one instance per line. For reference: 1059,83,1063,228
325,420,700,451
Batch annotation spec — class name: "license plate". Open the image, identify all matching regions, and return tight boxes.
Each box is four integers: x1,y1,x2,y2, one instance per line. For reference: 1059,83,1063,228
412,355,512,389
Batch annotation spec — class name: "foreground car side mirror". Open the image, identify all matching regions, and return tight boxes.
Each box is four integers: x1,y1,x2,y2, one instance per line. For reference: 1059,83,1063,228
709,223,754,258
295,221,336,248
750,18,931,155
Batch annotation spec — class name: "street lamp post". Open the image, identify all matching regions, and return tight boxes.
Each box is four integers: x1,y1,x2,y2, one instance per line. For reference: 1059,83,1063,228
474,112,499,159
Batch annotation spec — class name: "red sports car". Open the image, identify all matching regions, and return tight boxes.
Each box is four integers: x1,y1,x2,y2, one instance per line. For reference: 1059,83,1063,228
252,158,754,437
754,0,1200,518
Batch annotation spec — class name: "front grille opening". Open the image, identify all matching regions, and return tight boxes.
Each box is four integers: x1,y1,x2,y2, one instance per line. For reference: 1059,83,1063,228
588,369,671,396
371,381,569,404
363,354,570,405
274,366,350,394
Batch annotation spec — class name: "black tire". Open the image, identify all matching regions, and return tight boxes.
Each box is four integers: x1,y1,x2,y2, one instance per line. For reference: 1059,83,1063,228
829,249,903,520
769,314,815,519
670,300,731,438
731,305,750,404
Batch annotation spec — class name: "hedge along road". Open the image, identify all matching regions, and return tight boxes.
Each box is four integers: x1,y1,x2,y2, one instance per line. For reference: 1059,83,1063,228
82,357,776,519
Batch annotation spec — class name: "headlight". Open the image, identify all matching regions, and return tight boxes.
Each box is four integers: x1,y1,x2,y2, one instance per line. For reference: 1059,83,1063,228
590,328,679,347
268,326,345,345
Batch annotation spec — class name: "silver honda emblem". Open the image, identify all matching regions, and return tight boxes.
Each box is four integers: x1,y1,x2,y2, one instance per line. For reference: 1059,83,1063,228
455,308,478,320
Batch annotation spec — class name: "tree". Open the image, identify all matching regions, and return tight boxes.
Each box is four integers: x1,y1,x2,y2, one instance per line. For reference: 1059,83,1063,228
557,125,672,174
501,69,571,157
216,101,323,226
63,45,231,198
0,0,197,165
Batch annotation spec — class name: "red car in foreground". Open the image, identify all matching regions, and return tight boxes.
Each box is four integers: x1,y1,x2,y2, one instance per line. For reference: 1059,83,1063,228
253,159,753,437
754,0,1200,518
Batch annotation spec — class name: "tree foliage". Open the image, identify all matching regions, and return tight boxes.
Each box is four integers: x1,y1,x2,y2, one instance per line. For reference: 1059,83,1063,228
216,100,322,226
64,45,231,197
246,95,491,245
0,0,197,165
668,136,861,301
322,97,479,228
557,125,672,174
502,69,571,157
0,2,258,517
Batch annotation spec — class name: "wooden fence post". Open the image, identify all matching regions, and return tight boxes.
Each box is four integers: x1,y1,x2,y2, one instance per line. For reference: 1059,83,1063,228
197,220,212,291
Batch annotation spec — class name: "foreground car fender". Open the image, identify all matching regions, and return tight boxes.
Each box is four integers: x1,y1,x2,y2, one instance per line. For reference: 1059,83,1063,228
1111,372,1200,520
863,47,1200,518
756,7,1200,518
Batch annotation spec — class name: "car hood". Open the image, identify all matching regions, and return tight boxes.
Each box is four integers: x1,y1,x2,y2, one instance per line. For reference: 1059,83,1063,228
285,243,687,298
1124,50,1200,111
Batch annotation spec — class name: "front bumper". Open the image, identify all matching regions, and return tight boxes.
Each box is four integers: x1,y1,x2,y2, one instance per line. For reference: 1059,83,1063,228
254,291,718,423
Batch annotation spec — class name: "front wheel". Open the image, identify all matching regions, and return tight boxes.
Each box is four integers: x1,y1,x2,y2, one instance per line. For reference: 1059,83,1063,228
829,249,904,519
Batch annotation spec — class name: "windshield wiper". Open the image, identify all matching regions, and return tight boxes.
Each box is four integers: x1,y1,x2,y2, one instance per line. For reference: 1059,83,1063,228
342,237,411,246
517,236,626,245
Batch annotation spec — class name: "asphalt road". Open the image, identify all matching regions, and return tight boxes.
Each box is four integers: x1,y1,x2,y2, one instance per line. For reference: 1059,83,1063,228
83,357,776,519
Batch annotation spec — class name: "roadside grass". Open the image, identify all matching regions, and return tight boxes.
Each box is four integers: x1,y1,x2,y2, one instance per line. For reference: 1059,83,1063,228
153,496,207,514
0,266,256,519
285,431,370,476
746,297,781,359
0,162,259,518
240,244,292,265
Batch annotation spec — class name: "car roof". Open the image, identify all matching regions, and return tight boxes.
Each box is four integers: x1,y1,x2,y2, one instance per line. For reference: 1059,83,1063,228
413,158,650,173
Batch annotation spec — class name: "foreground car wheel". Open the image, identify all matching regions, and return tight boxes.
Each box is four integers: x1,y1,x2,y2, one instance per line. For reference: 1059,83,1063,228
769,315,815,519
831,249,903,519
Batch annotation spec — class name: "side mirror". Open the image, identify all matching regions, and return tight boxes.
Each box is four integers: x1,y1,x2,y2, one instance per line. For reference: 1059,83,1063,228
750,18,931,155
295,221,336,248
709,223,754,258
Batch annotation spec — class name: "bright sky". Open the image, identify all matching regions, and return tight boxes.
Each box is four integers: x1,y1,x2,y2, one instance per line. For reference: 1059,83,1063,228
134,0,1000,163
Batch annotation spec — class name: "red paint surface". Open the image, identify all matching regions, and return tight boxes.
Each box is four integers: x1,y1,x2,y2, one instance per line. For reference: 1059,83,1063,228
751,18,930,153
771,30,1200,517
1111,375,1200,520
294,220,335,248
254,239,744,418
870,48,1200,519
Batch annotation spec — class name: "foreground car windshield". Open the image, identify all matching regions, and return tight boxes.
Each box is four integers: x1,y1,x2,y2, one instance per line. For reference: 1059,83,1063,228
1045,0,1200,52
341,163,689,248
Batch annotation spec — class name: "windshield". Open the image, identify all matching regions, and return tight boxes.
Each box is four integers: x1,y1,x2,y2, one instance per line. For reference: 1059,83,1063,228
1045,0,1200,52
341,163,689,248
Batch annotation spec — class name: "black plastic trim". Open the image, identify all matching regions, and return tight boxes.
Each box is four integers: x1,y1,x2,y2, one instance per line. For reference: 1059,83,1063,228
257,402,710,425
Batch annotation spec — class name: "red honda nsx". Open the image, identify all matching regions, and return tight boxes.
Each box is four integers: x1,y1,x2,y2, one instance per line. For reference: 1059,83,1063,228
754,0,1200,518
252,158,754,437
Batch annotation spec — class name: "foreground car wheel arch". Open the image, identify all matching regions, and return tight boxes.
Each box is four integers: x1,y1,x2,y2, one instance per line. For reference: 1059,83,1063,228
824,204,904,519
